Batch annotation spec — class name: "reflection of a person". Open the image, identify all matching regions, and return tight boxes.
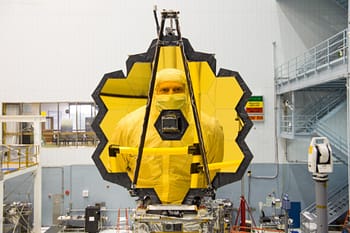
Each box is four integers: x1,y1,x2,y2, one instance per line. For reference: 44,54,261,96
111,68,224,204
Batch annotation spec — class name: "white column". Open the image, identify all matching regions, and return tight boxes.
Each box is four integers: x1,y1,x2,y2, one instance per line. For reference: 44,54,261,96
347,0,350,216
347,67,350,215
33,120,42,146
33,120,42,233
0,173,3,233
33,166,42,233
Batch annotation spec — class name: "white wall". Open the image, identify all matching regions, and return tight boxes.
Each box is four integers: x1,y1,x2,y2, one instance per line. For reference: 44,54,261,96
0,0,346,163
275,0,347,63
40,147,95,166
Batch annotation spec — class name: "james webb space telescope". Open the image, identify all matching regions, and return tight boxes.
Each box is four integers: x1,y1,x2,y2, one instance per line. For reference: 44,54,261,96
91,9,253,232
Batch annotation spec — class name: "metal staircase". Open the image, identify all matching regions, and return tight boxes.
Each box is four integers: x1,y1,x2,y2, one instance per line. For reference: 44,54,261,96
334,0,348,10
294,91,346,135
276,28,349,228
299,91,345,117
277,28,348,139
314,119,348,165
302,183,349,225
303,100,349,222
294,98,349,224
280,93,348,164
280,90,346,138
275,29,348,95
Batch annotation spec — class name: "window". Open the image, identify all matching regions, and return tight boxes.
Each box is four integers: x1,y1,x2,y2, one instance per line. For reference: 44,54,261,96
2,102,98,147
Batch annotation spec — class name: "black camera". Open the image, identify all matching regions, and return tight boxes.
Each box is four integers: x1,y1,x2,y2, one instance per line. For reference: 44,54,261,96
154,110,188,140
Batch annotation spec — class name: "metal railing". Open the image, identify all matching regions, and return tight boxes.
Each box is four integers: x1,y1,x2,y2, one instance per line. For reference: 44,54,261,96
41,131,99,147
281,112,348,159
295,115,319,134
301,183,349,225
275,29,348,86
280,114,321,135
316,121,348,155
280,92,346,136
315,121,348,165
280,115,294,134
300,90,346,117
0,144,39,174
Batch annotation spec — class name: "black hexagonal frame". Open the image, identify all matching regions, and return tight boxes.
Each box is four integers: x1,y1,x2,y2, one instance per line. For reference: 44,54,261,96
154,110,189,140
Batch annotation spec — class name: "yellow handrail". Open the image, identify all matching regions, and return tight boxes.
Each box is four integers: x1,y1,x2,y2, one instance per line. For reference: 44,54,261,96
0,144,39,174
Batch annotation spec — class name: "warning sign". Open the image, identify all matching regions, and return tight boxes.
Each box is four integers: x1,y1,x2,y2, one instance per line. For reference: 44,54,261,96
245,96,264,121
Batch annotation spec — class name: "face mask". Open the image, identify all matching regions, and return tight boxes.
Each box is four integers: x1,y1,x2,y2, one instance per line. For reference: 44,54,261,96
155,93,187,111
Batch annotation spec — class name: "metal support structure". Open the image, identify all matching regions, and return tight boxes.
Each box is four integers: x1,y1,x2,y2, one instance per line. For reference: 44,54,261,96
313,174,329,233
0,173,3,233
240,178,246,228
347,0,350,220
33,166,42,233
233,195,256,231
275,28,348,95
348,74,350,228
291,91,295,134
132,10,212,195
